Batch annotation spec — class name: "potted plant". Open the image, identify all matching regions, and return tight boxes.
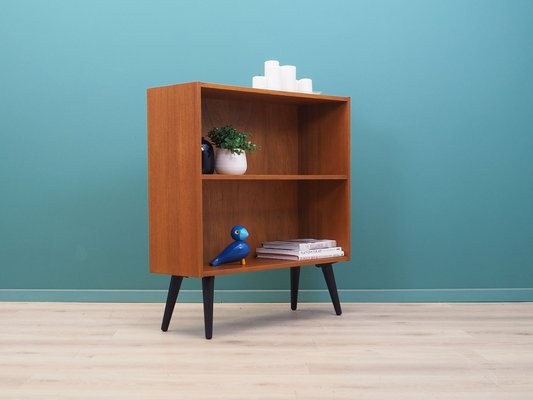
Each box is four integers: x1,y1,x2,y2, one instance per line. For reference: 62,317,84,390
207,125,260,175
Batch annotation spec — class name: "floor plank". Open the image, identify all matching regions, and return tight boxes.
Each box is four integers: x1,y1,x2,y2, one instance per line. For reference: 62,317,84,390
0,302,532,399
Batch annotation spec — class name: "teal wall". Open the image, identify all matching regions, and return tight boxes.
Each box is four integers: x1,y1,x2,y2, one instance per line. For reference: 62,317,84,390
1,0,533,301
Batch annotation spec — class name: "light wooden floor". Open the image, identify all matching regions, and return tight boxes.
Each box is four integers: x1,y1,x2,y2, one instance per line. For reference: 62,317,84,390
1,302,532,399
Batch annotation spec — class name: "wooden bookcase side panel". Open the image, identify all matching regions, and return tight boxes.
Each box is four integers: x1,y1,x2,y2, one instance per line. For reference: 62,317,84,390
147,83,203,277
201,97,299,175
297,100,351,258
298,101,351,175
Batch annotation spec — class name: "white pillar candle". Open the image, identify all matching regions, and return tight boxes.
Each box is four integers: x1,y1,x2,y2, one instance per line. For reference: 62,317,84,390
297,78,313,93
264,60,281,90
252,76,267,89
280,65,297,91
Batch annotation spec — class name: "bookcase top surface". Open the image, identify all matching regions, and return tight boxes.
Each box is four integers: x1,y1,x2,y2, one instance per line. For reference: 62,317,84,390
148,82,350,104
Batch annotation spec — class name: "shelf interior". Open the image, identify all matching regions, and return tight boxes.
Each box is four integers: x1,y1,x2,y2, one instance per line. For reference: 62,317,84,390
200,83,351,276
201,93,349,176
202,180,350,273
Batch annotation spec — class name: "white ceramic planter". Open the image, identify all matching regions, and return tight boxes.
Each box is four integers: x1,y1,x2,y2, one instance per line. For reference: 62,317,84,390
215,149,247,175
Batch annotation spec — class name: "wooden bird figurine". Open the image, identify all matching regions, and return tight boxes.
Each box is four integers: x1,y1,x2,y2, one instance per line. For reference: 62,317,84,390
210,225,250,266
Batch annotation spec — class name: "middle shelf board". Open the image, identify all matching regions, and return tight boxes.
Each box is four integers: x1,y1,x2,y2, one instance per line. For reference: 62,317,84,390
202,174,348,181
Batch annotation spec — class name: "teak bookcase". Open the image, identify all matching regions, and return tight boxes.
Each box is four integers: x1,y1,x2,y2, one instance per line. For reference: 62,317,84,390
147,82,350,339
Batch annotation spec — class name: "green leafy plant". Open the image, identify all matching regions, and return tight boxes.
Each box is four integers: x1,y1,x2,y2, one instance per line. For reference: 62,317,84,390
207,125,260,155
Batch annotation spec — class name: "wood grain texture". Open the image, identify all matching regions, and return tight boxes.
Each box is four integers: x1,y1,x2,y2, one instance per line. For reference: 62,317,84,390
2,302,533,399
147,82,203,277
297,100,351,259
148,82,351,278
298,100,351,175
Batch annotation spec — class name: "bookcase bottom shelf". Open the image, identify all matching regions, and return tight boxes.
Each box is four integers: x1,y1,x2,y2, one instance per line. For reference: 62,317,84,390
202,255,349,276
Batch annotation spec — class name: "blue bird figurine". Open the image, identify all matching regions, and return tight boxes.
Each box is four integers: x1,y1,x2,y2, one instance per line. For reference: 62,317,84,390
210,225,250,267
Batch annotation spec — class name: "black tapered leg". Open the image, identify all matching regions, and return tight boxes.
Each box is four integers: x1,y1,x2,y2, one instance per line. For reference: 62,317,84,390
319,263,342,315
202,276,215,339
290,267,301,310
161,275,184,332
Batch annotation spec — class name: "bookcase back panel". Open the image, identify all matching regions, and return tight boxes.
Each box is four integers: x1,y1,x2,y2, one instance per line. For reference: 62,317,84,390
202,97,299,175
202,181,300,265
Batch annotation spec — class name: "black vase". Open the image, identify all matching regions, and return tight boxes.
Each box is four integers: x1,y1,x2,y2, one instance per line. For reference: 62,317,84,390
201,137,215,174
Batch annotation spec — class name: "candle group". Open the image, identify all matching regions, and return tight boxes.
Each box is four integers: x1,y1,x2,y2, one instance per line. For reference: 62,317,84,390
252,60,314,94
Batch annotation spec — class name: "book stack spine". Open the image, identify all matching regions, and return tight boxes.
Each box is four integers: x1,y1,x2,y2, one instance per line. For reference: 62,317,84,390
256,239,343,261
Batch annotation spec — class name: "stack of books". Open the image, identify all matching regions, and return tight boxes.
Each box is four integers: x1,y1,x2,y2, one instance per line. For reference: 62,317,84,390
256,239,344,261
